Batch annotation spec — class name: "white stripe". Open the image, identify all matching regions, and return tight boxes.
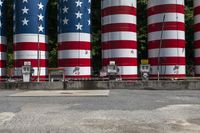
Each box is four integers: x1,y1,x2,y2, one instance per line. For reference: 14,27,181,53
194,15,200,24
194,32,200,41
63,67,91,76
58,33,91,43
0,36,7,45
194,0,200,8
118,66,138,75
102,31,137,42
148,13,184,24
195,65,200,74
102,49,137,58
14,67,48,76
58,50,91,59
150,65,186,75
148,30,185,41
14,51,48,60
148,0,184,8
0,68,6,76
102,0,136,9
14,34,48,43
148,48,185,58
194,49,200,57
102,14,136,25
0,52,7,60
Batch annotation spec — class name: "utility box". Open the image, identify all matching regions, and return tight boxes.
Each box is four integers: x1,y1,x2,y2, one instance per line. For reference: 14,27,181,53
140,64,151,80
22,61,33,82
107,61,119,79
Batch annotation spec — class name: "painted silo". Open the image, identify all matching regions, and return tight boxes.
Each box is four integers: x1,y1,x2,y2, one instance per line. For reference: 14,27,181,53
101,0,138,79
13,0,48,80
194,0,200,76
58,0,91,79
0,0,6,80
148,0,186,78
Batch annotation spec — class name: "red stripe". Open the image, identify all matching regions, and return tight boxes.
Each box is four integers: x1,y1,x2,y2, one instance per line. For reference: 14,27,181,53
195,57,200,64
14,43,48,51
0,44,6,52
14,76,48,81
58,59,91,67
150,74,186,78
65,75,91,79
148,4,184,16
194,6,200,15
58,42,91,50
14,59,48,67
0,60,6,67
102,41,137,50
102,23,136,33
194,41,200,48
0,76,6,80
194,23,200,32
148,40,185,49
120,75,138,79
148,22,185,32
149,57,185,66
102,58,137,66
102,6,136,17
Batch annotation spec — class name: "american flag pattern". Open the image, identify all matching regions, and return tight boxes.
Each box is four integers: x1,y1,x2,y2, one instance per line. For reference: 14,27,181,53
58,0,91,79
194,1,200,76
0,0,6,79
148,0,186,78
101,0,138,79
13,0,48,80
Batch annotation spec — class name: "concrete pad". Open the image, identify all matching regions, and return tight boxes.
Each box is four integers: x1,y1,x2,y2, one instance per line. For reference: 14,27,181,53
9,90,110,97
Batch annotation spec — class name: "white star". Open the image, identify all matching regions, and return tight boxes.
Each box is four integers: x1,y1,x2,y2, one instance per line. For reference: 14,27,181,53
23,0,28,3
22,18,29,26
75,11,83,19
38,2,44,10
88,8,91,14
88,0,91,3
76,23,82,30
22,6,29,14
63,18,69,25
88,20,90,25
38,13,44,21
75,0,82,7
62,6,68,13
0,0,3,6
38,25,44,32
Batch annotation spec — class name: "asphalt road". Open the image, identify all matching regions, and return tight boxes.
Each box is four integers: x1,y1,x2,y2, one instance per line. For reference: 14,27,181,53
0,90,200,133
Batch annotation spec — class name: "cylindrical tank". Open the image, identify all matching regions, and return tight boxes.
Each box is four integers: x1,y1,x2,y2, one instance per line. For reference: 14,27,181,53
148,0,185,78
13,0,48,80
58,0,91,79
194,1,200,76
101,0,138,79
0,0,6,80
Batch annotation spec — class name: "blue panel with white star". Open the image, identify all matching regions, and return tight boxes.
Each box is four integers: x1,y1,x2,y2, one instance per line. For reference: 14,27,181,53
58,0,91,34
14,0,48,35
0,0,6,36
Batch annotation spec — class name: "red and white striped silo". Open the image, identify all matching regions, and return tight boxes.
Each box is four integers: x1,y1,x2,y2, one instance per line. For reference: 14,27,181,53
101,0,138,79
0,1,6,80
194,1,200,76
14,0,49,81
57,0,91,79
148,0,186,78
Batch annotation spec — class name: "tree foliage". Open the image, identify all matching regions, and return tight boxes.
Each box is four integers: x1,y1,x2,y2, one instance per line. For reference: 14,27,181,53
6,0,194,75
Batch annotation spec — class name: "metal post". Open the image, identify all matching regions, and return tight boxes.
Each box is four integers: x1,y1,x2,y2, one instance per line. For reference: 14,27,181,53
157,14,166,80
37,0,40,82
